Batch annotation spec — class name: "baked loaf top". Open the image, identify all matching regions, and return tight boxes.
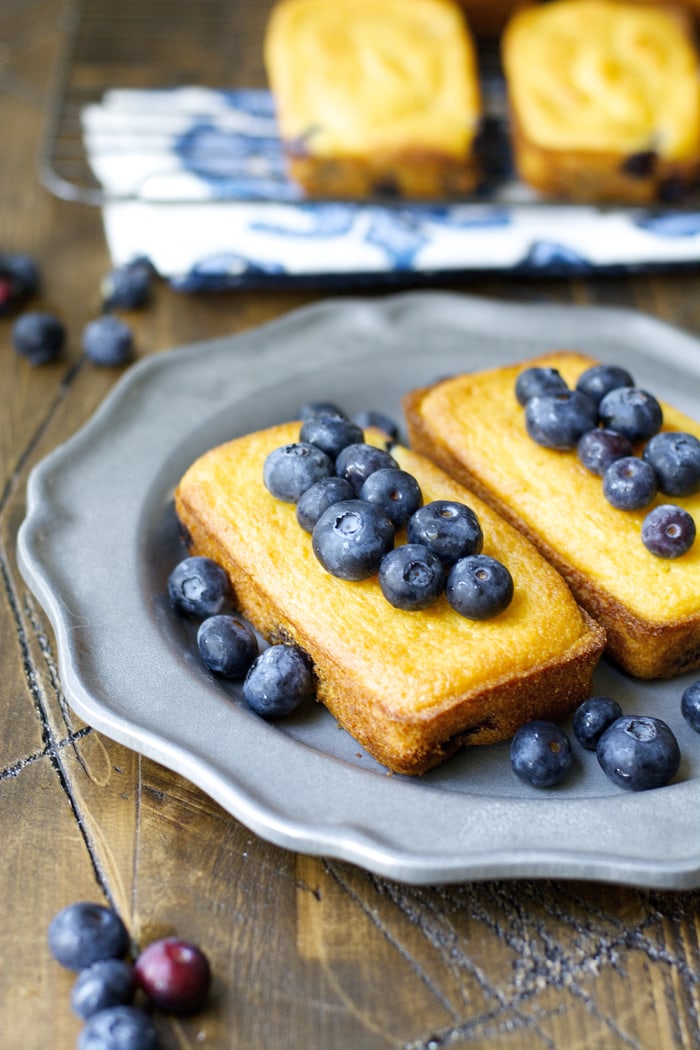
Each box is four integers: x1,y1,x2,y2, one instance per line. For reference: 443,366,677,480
264,0,481,161
175,422,604,775
502,0,700,160
404,351,700,679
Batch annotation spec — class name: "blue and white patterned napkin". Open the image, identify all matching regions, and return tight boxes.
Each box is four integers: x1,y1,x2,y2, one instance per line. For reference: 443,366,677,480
81,87,700,288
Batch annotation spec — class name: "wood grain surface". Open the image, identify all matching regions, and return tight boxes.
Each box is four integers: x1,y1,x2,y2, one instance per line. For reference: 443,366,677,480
2,2,700,1048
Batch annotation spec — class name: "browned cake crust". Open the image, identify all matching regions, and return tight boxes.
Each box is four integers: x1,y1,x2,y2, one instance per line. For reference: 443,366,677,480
404,352,700,679
174,423,605,775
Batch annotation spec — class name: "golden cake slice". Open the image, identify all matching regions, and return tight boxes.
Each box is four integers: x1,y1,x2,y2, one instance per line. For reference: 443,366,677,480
501,0,700,202
263,0,482,199
404,351,700,679
174,421,604,776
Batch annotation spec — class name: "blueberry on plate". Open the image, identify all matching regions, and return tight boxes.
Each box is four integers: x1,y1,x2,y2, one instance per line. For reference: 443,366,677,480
243,644,314,718
134,936,211,1014
602,456,657,510
524,390,598,450
407,500,483,565
598,386,663,443
334,442,399,493
352,409,400,442
71,959,136,1020
312,499,395,580
263,442,334,502
510,720,574,787
299,414,364,461
577,428,633,476
197,614,258,678
359,467,422,529
514,366,568,406
48,902,130,971
681,680,700,732
641,504,696,558
378,544,446,611
82,315,134,366
575,363,634,407
12,310,65,365
642,431,700,497
77,1006,159,1050
572,696,623,750
101,258,153,311
295,475,355,533
445,554,513,620
168,556,231,619
596,715,680,791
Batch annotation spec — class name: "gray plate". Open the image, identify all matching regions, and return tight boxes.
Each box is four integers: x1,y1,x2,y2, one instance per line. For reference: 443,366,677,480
17,291,700,888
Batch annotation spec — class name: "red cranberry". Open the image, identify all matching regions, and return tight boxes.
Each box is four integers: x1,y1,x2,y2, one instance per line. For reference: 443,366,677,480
134,937,211,1014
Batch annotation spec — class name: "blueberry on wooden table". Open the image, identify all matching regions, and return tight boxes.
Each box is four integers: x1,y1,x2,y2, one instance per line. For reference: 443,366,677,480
510,721,574,788
82,315,134,366
101,258,153,311
12,311,65,365
48,902,130,971
134,936,211,1014
77,1005,159,1050
167,556,231,619
596,716,680,791
681,680,700,732
243,643,315,718
71,958,136,1019
0,250,39,314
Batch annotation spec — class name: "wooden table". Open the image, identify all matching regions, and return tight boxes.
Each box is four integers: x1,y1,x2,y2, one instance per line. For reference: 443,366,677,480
3,3,700,1047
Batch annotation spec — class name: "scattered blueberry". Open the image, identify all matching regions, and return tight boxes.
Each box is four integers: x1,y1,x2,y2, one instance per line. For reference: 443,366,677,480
445,554,514,620
12,310,65,365
641,504,696,558
299,400,346,421
77,1006,159,1050
134,936,211,1014
602,456,657,510
642,431,700,497
101,258,153,310
82,315,134,366
572,696,623,750
598,386,663,443
334,442,399,493
48,902,130,971
510,720,574,787
352,409,400,442
299,414,364,461
575,363,634,407
378,544,446,611
0,250,39,313
681,680,700,733
312,499,395,580
359,467,422,529
197,614,258,678
515,366,569,406
71,959,136,1020
577,428,633,476
524,390,598,450
295,475,355,533
406,500,483,565
242,643,314,718
167,556,231,618
596,715,680,791
263,442,334,502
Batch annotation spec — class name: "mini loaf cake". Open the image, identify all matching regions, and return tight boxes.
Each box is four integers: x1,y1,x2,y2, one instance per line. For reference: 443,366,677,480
404,351,700,679
501,0,700,202
174,422,604,775
263,0,483,199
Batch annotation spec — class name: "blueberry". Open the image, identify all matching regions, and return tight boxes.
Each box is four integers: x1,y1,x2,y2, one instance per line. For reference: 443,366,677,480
263,442,334,502
334,442,399,493
515,366,568,406
299,400,346,421
524,390,598,450
312,499,394,580
596,715,680,791
77,1006,159,1050
445,554,514,620
378,544,446,610
577,428,633,476
82,315,134,366
572,696,623,750
575,363,635,407
681,680,700,733
71,959,136,1020
12,311,65,365
242,644,314,718
197,614,258,678
299,414,364,461
0,250,39,313
353,409,400,442
406,500,483,565
134,936,211,1014
641,504,696,558
295,475,355,533
510,720,574,787
642,431,700,497
602,456,657,510
359,468,422,529
101,257,153,310
48,902,130,971
598,386,663,443
168,556,230,618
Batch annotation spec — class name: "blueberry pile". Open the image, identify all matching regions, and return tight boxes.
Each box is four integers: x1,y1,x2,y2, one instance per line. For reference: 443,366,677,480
516,362,699,559
510,678,700,791
48,901,211,1048
263,402,514,620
